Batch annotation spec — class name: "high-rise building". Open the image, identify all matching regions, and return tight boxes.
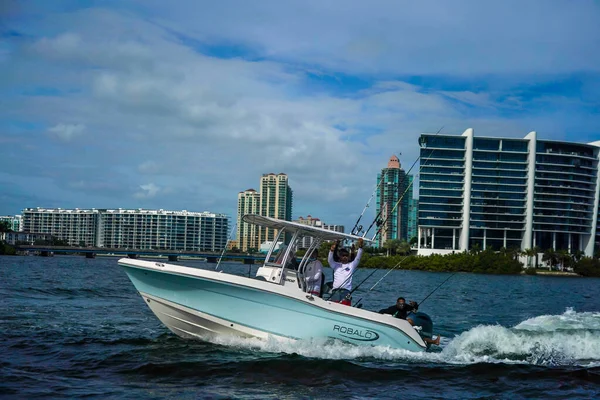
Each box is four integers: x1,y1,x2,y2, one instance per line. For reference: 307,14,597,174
0,215,22,232
259,173,293,244
236,189,261,251
375,155,410,247
22,208,100,247
407,182,419,243
417,129,600,256
21,208,229,251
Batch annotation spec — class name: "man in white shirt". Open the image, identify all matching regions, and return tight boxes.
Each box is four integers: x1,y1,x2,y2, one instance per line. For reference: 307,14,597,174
328,238,364,305
304,249,323,297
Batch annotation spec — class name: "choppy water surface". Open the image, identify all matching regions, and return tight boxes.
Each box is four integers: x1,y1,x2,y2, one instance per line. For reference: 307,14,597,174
1,255,599,399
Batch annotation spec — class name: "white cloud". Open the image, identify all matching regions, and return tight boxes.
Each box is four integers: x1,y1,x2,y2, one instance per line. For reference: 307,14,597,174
0,3,598,228
144,0,600,75
138,161,160,174
48,123,86,141
134,183,161,199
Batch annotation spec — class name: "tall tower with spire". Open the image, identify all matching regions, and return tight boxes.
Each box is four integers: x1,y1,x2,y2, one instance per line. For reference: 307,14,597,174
375,155,409,247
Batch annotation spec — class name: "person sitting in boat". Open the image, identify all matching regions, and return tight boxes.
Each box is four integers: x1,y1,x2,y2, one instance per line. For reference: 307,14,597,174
380,297,441,345
304,249,323,297
378,297,418,319
328,238,364,305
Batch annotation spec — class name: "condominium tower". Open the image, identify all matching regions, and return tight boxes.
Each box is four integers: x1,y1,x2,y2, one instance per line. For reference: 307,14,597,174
407,189,419,243
375,155,410,247
259,173,293,244
21,208,229,251
236,189,261,252
417,129,600,256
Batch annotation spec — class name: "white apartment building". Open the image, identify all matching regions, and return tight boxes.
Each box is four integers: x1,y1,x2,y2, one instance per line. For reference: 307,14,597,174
236,189,261,252
21,208,229,251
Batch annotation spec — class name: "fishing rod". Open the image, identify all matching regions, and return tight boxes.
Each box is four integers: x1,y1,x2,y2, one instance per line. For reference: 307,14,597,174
329,127,445,302
364,126,445,241
370,184,413,242
215,222,237,271
418,273,456,307
367,251,415,291
361,126,444,240
331,237,411,302
351,176,384,236
361,162,417,239
346,249,415,306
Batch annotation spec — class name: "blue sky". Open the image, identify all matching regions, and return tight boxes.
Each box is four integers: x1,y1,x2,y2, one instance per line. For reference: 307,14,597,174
1,0,599,232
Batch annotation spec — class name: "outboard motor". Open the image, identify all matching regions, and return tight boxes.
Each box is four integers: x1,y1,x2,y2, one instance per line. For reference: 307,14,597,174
407,312,434,343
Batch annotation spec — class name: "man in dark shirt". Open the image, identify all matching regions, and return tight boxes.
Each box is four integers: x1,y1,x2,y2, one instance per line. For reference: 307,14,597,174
379,297,441,346
378,297,418,319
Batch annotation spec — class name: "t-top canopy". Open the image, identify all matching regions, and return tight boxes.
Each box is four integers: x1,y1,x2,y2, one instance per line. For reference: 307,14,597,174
242,214,369,242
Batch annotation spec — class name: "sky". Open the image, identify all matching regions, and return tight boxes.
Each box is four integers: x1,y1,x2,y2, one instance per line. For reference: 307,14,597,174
1,0,599,234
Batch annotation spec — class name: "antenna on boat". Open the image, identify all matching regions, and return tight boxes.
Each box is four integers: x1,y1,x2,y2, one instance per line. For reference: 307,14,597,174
215,222,237,271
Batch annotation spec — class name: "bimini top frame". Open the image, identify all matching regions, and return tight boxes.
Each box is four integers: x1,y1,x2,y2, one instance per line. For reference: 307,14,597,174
242,214,370,287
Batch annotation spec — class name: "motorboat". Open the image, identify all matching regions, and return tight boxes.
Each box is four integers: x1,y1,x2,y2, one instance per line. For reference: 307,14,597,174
119,214,433,351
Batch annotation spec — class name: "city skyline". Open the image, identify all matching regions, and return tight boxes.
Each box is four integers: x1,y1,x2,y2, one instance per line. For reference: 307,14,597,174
1,1,599,234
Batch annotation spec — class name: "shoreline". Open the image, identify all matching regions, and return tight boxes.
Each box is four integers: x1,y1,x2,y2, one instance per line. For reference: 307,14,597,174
525,270,580,277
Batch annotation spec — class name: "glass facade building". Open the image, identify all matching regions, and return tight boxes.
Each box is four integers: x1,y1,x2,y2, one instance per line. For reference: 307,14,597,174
417,129,600,256
376,155,410,247
407,186,419,243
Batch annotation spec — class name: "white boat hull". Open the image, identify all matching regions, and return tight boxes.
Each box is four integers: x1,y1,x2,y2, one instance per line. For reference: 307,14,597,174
119,258,427,352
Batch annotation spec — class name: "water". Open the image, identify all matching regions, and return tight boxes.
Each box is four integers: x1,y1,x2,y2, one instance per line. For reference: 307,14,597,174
1,255,599,399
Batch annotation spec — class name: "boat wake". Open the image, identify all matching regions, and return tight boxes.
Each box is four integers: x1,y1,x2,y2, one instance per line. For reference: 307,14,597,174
205,308,600,367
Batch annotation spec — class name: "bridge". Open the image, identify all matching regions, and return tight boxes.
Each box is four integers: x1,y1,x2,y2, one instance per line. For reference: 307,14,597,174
14,245,264,264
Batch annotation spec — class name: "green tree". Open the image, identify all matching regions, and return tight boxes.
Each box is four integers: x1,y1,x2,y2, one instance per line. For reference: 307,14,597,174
542,249,558,270
397,240,411,255
469,243,482,255
573,257,600,277
0,221,11,233
556,249,571,271
532,246,542,269
523,248,537,268
572,249,584,263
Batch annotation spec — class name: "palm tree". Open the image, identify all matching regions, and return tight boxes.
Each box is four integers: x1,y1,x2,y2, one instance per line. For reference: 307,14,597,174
523,248,537,268
542,249,558,270
572,249,584,264
532,246,542,269
397,240,411,255
469,243,482,255
507,246,521,261
556,249,571,271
